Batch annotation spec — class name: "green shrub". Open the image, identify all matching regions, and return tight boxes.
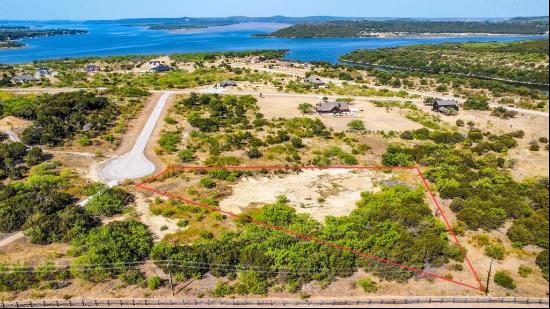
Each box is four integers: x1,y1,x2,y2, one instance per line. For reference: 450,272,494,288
85,187,134,216
485,244,505,260
357,278,377,293
147,276,163,290
518,265,533,278
494,271,516,289
158,131,181,152
119,269,145,286
199,177,216,188
178,148,196,162
210,281,233,297
234,271,269,295
536,250,549,281
347,120,365,131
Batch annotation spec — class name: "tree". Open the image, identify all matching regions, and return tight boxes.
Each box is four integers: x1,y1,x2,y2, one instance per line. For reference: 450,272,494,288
297,103,314,114
71,220,153,282
463,96,490,111
347,120,365,131
85,187,134,217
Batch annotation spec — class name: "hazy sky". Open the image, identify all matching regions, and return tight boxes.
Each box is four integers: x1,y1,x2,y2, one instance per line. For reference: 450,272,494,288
0,0,548,20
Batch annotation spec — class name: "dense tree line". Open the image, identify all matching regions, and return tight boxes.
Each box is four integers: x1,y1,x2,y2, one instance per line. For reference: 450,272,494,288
382,143,548,250
341,40,549,84
0,142,43,180
267,20,549,38
17,91,119,146
150,186,459,295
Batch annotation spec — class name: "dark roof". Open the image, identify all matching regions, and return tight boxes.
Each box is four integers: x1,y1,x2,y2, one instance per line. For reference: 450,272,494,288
85,64,100,71
315,101,350,112
220,80,237,87
305,76,325,85
150,64,171,72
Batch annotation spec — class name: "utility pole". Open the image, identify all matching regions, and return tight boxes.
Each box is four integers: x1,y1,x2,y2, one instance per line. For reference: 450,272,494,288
485,259,494,296
168,260,174,297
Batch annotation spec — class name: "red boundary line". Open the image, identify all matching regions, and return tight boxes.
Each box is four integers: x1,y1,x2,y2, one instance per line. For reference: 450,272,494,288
135,165,484,292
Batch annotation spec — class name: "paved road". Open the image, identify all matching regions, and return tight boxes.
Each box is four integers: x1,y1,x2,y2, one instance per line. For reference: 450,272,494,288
100,91,173,184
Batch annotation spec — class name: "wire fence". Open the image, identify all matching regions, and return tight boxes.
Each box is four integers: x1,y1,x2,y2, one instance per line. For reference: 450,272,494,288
1,297,549,308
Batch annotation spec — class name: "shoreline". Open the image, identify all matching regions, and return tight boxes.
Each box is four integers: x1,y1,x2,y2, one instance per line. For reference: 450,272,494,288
256,33,548,39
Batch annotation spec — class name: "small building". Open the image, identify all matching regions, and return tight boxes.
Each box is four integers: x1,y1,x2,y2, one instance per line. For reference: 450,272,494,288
148,60,162,66
11,74,38,83
315,101,350,114
305,76,325,86
149,64,171,73
85,64,101,73
432,99,459,115
219,80,237,88
35,67,51,78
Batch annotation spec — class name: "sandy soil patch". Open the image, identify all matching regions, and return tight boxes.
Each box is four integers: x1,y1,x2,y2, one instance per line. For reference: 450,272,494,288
0,115,31,132
255,95,423,132
133,192,181,241
220,169,391,222
439,109,549,180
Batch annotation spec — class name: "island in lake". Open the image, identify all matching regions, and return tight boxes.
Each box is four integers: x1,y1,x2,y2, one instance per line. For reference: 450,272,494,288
0,26,87,49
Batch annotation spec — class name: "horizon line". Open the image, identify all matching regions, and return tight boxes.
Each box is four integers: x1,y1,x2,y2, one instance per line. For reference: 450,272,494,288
0,15,548,23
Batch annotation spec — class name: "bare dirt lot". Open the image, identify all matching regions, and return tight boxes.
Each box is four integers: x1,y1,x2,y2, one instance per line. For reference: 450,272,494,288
219,169,392,221
256,95,423,132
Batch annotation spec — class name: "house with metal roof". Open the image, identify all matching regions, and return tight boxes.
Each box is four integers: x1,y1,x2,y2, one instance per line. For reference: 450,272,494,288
305,76,325,86
315,101,350,114
432,99,459,115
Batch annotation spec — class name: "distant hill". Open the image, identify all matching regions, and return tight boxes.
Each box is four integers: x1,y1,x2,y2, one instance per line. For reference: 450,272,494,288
121,16,369,30
262,17,549,38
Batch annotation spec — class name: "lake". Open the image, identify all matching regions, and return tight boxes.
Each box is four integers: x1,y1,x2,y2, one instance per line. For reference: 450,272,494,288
0,21,545,64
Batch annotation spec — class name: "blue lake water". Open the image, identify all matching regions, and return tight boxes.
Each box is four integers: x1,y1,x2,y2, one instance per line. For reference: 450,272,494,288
0,21,545,64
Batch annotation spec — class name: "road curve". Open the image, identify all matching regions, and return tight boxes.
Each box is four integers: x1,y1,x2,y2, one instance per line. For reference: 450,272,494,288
100,91,173,183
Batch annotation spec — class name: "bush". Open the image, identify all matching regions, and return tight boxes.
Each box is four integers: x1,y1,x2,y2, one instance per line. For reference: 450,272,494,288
529,143,540,151
347,120,365,131
210,281,233,297
518,265,533,278
70,221,153,282
85,187,134,217
357,278,377,293
178,148,196,162
536,250,549,281
485,244,505,260
234,271,269,295
494,271,516,289
147,276,163,290
158,131,181,152
199,177,216,188
464,96,490,111
119,269,145,286
247,148,263,159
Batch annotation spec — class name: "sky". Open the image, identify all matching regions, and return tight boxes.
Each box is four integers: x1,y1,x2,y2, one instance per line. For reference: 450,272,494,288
0,0,548,20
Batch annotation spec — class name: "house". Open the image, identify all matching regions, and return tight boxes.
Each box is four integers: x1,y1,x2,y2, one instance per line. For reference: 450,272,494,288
11,74,38,83
305,76,325,86
219,80,237,88
315,101,350,114
148,60,162,66
85,64,101,73
432,99,459,115
149,64,171,73
35,67,51,78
